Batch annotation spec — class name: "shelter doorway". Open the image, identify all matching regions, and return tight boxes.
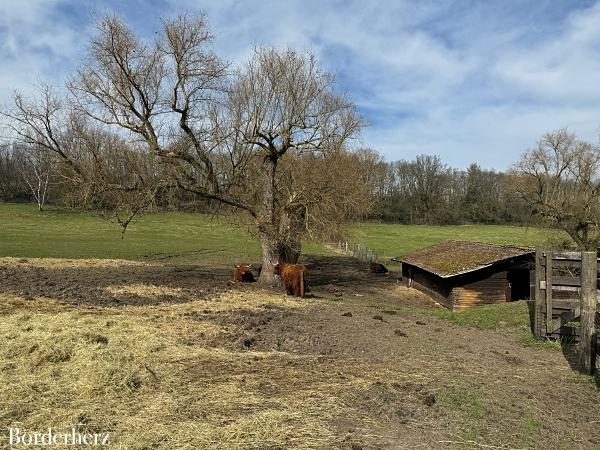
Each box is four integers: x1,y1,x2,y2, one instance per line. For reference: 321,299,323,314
507,269,530,301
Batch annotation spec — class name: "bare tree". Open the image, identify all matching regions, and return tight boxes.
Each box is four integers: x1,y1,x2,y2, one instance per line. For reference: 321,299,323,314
18,144,54,211
0,15,367,281
1,84,82,181
511,129,600,250
0,144,30,201
1,82,164,231
222,47,363,280
61,14,364,282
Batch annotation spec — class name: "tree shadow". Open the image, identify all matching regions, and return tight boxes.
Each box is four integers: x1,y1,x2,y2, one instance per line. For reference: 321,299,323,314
0,260,238,307
0,254,400,308
525,300,599,386
301,254,398,288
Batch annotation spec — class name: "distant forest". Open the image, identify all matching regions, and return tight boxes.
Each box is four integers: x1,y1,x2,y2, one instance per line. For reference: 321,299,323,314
0,144,530,226
359,151,531,225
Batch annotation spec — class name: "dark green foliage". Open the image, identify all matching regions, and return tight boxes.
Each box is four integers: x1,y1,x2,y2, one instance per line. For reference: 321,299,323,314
366,155,532,226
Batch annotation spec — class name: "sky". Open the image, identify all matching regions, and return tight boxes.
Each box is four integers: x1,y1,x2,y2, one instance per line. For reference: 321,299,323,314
1,0,600,170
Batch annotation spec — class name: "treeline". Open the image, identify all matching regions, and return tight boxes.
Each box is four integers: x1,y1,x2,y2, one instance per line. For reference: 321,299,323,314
359,151,531,225
2,142,530,226
0,142,212,212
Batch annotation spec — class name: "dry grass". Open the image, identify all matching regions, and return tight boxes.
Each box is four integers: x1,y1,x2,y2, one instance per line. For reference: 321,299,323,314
0,291,426,449
0,256,151,269
104,284,184,298
1,257,598,449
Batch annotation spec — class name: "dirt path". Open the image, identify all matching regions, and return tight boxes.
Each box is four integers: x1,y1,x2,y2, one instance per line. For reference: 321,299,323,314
0,256,598,449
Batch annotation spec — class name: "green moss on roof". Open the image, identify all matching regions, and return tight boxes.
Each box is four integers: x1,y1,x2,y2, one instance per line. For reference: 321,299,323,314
398,240,533,278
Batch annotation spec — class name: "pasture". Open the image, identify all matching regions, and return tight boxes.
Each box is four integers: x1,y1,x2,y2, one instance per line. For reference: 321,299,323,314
0,203,598,449
350,222,563,260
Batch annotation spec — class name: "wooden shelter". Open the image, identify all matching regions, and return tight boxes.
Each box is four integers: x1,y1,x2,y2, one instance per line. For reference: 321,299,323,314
398,241,534,310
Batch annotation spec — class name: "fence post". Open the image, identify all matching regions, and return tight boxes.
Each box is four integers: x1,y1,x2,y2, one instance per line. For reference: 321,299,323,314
578,251,597,375
545,252,553,336
534,246,544,338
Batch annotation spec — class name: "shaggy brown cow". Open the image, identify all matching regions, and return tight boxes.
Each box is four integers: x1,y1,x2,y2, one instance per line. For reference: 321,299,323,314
369,262,389,273
234,264,256,282
273,263,308,297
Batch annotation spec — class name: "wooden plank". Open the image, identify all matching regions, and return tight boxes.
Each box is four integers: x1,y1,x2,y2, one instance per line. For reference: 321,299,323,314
552,276,582,287
578,252,597,375
545,252,553,335
552,285,580,292
534,246,544,338
540,259,583,268
552,299,580,309
549,251,584,260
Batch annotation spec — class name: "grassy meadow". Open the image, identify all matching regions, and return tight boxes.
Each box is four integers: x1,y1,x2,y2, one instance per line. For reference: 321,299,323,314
350,222,563,260
0,203,563,263
0,203,327,264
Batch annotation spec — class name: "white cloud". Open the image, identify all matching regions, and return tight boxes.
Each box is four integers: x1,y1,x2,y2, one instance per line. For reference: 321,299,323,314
0,0,90,103
492,2,600,104
2,0,600,169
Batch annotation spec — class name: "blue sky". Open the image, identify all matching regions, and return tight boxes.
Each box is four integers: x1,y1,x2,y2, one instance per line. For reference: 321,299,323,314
1,0,600,170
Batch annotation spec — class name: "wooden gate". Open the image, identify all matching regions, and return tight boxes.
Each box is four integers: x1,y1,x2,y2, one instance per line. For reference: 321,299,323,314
533,247,598,374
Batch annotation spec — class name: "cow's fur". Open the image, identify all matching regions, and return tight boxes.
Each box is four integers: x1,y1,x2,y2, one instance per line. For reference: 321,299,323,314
369,262,389,273
234,264,256,282
273,263,308,297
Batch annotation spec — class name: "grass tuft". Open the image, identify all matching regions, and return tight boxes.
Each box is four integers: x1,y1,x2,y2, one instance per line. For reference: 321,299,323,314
423,300,531,330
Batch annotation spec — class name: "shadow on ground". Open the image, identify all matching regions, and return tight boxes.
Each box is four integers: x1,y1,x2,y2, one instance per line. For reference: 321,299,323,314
0,255,402,308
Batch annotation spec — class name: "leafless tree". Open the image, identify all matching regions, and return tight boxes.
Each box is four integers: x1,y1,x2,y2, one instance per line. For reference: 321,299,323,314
0,145,30,201
511,129,600,250
18,144,54,211
1,82,163,230
62,14,365,282
1,83,82,182
221,47,364,280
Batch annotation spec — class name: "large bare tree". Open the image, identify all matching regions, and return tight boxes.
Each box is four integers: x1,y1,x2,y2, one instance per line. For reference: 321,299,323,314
511,129,600,250
220,47,363,279
3,14,367,282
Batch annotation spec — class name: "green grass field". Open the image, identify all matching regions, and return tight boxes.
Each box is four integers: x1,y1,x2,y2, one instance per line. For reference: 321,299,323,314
0,203,563,263
0,203,262,263
351,222,563,259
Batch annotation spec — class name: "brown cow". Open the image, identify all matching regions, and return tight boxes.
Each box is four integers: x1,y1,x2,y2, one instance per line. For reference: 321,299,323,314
234,264,256,282
369,262,389,273
273,263,308,297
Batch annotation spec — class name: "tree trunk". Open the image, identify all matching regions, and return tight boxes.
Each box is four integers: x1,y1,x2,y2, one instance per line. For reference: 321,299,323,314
257,234,302,285
259,233,282,286
280,242,300,264
257,154,281,285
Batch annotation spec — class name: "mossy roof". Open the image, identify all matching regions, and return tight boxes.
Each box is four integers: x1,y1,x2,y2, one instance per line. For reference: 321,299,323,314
398,240,533,278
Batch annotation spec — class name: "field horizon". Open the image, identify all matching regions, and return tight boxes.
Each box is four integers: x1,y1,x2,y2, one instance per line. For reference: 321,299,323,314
0,202,564,264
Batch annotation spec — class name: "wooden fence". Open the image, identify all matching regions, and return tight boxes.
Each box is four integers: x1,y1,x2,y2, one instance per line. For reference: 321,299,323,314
329,241,380,263
534,247,598,374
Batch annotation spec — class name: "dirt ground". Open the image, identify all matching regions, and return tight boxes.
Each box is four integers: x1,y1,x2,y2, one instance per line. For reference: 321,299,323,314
0,255,599,449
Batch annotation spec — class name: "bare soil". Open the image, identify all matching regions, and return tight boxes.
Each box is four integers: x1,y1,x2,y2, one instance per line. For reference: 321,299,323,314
0,255,599,449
